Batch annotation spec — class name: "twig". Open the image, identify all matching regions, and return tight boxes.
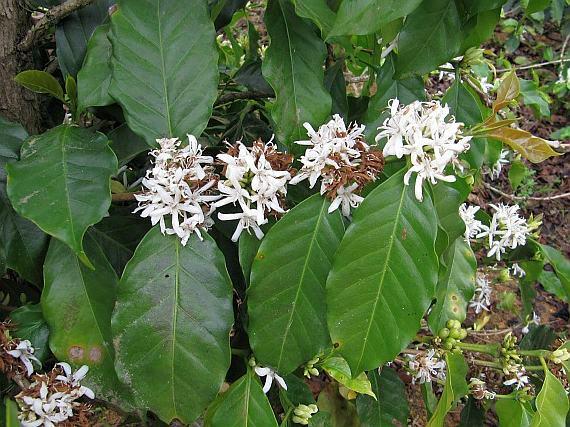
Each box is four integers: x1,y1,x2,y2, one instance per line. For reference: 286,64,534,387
482,182,570,201
18,0,97,51
495,58,570,73
215,90,273,105
111,192,139,202
345,74,369,84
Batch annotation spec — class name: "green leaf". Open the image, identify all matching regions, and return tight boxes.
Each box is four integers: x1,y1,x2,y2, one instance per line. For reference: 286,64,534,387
363,55,425,141
524,0,551,14
508,159,527,191
10,304,50,363
4,399,19,427
248,194,344,373
324,60,349,120
538,271,567,302
0,116,27,166
42,236,132,405
205,369,278,427
460,7,502,51
427,352,468,427
519,79,550,118
428,238,476,333
77,23,113,112
112,228,233,424
262,0,332,155
395,0,462,79
238,232,261,286
531,368,569,427
107,124,150,166
320,356,375,398
458,396,484,427
292,0,336,37
65,75,78,119
55,0,114,78
441,80,486,169
109,0,219,144
356,367,409,426
317,384,360,427
432,178,471,244
540,245,570,298
496,399,533,427
327,169,438,374
14,70,65,102
329,0,422,36
6,125,117,268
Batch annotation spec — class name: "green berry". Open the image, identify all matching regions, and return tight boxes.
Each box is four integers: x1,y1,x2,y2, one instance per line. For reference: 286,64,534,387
438,328,450,339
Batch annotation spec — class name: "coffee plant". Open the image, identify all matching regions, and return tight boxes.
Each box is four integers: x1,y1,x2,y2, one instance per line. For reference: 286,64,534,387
0,0,569,425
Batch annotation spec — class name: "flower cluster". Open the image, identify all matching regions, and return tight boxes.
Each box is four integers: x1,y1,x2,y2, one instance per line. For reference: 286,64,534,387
0,324,40,380
215,139,293,241
135,136,219,245
16,363,94,427
503,366,529,390
469,378,496,400
459,203,483,244
291,115,384,217
376,99,471,201
406,348,446,384
469,274,493,314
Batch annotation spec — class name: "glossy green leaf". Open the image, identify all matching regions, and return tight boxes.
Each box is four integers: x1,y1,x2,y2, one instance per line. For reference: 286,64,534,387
496,399,533,427
508,159,527,191
109,0,219,144
205,369,278,427
42,236,131,405
321,356,375,398
329,0,422,36
432,178,471,244
524,0,551,14
395,0,462,79
14,70,64,102
540,245,570,298
249,194,344,373
238,232,261,285
427,352,468,427
280,373,315,408
324,60,349,120
429,238,476,333
77,23,113,112
442,80,486,169
4,399,19,427
107,124,150,166
538,271,567,302
363,55,425,141
292,0,336,37
112,228,233,424
356,367,409,426
56,0,113,78
531,368,569,427
519,79,550,118
10,304,50,363
0,116,27,166
460,7,502,51
6,125,117,268
458,396,484,427
262,0,332,155
327,170,438,374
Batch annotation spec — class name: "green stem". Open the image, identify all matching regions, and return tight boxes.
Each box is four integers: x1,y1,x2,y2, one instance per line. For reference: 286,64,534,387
456,342,499,354
472,359,543,371
518,349,550,358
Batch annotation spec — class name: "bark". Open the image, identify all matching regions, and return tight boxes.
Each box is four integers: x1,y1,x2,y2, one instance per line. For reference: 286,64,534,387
0,0,41,134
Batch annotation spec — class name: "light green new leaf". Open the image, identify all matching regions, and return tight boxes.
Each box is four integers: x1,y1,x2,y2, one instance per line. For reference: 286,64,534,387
320,356,375,398
112,228,233,424
205,369,278,427
329,0,422,36
356,367,409,427
427,352,468,427
292,0,336,37
248,194,344,373
327,169,438,374
42,236,132,406
262,0,332,154
428,238,476,333
77,23,113,112
496,399,533,427
14,70,65,102
530,368,569,427
109,0,219,145
363,55,425,141
442,80,486,169
395,0,462,79
6,125,117,268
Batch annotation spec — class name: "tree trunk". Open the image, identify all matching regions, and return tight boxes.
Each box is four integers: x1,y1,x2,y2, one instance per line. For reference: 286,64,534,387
0,0,42,134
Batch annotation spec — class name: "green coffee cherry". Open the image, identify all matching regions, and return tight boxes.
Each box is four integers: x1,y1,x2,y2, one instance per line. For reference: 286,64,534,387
449,329,462,340
458,329,467,340
498,268,510,282
438,328,450,339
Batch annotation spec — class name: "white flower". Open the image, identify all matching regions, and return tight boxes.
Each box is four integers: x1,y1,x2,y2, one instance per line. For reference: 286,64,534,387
327,183,364,217
218,206,267,242
469,378,496,399
254,365,287,394
521,311,540,334
477,203,530,260
6,340,40,377
376,100,471,201
489,149,509,180
503,367,529,389
55,363,95,399
510,263,526,278
407,348,446,384
459,204,484,244
469,274,492,314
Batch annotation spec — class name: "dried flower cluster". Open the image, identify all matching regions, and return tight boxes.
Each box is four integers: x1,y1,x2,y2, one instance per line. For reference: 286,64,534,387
134,135,220,245
215,139,293,241
406,348,446,384
291,115,384,217
376,99,471,201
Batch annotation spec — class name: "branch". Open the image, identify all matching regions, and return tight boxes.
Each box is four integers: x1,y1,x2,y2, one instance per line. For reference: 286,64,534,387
215,90,273,105
18,0,98,51
495,58,570,73
482,182,570,201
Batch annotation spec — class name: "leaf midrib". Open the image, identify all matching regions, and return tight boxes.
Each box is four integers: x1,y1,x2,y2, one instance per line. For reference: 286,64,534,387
156,0,173,137
171,239,180,417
